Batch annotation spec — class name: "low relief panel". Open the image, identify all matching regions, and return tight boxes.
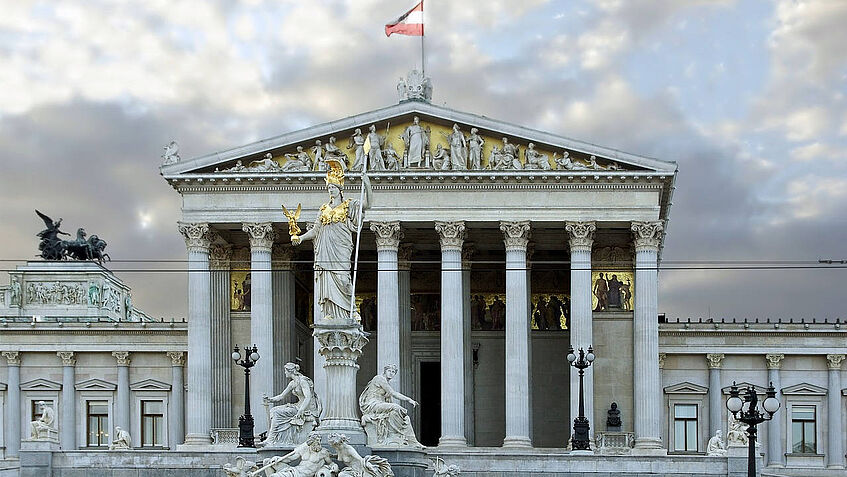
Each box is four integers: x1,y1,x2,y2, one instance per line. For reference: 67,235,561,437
591,271,634,312
26,281,87,306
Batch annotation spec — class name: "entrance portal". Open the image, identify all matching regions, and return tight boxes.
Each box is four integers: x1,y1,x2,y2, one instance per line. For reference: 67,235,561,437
419,361,441,446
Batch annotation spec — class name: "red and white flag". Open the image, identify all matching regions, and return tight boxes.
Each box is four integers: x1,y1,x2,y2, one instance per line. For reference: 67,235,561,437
385,1,424,37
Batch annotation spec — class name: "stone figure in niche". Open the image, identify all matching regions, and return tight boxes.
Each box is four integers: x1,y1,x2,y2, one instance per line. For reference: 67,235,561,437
620,279,632,311
110,426,131,449
606,402,622,431
161,140,180,165
400,116,427,168
284,147,312,172
360,364,422,448
312,140,325,171
324,136,349,169
467,128,484,170
329,433,395,477
30,401,56,440
348,128,366,171
707,430,727,456
441,124,467,170
292,159,371,322
262,362,322,447
432,144,451,171
9,277,21,306
524,143,551,170
593,273,609,311
366,125,387,171
607,274,623,309
257,432,337,477
432,457,461,476
383,143,401,171
489,296,506,330
726,414,747,446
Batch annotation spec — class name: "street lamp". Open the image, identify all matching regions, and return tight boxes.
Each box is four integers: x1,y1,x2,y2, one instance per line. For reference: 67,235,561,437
567,345,595,451
726,381,780,477
232,344,260,447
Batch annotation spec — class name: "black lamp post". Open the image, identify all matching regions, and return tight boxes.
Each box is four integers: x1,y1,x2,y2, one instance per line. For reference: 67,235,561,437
725,381,780,477
567,345,595,451
232,344,260,448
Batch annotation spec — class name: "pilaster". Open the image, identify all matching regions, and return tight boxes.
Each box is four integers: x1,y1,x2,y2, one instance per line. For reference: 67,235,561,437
209,241,233,429
112,351,131,433
826,354,845,468
57,352,76,450
3,351,21,457
705,353,724,441
167,352,186,447
765,353,784,467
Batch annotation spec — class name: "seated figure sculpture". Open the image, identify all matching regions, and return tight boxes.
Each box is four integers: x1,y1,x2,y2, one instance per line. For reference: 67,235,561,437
329,433,394,477
359,364,423,448
110,426,131,449
726,416,748,446
29,401,56,440
262,362,322,446
255,432,336,477
707,429,727,456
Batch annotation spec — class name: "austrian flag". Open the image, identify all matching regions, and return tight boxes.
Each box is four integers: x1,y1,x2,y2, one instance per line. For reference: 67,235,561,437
385,1,424,37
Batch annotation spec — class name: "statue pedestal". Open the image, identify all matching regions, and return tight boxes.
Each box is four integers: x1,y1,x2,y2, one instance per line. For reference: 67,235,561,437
20,439,60,477
314,323,369,446
21,438,60,451
372,448,428,477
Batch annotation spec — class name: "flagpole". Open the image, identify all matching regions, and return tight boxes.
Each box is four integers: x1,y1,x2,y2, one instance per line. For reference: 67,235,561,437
420,0,425,75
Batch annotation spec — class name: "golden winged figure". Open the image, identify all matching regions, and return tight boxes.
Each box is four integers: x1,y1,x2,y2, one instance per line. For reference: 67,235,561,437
281,203,302,239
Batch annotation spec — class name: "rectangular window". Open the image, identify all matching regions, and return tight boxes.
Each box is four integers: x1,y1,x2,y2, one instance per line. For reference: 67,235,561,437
86,401,109,447
791,405,816,454
673,404,698,452
141,400,164,447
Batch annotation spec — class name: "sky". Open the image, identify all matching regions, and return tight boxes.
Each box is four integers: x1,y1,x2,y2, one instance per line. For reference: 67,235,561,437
1,0,845,321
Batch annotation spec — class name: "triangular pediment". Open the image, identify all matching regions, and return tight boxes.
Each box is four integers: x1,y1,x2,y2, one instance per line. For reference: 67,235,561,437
721,382,768,395
664,381,708,394
781,383,827,396
20,378,61,391
75,378,117,391
161,101,676,177
130,379,171,391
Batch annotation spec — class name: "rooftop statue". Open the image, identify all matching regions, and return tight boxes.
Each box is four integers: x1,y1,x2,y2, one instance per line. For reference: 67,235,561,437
397,69,432,102
161,140,180,165
35,210,110,263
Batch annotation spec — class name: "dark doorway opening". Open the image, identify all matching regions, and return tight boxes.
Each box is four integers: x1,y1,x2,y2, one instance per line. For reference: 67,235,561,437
419,361,441,446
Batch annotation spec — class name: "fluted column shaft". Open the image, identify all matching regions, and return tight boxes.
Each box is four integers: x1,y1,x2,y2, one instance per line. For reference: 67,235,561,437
436,221,467,447
398,245,413,400
113,351,131,432
4,352,21,457
178,222,212,445
566,221,596,442
209,242,232,428
827,354,845,468
766,353,784,467
502,221,532,447
462,246,474,446
371,222,402,374
243,222,275,433
706,354,724,440
273,247,297,388
167,352,185,447
632,221,663,449
58,352,76,449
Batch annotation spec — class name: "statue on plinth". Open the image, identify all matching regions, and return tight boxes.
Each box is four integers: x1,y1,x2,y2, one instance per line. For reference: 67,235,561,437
726,414,748,446
29,401,56,440
359,365,423,448
110,426,131,449
253,433,336,477
329,433,394,477
707,429,727,456
606,402,622,431
262,362,322,447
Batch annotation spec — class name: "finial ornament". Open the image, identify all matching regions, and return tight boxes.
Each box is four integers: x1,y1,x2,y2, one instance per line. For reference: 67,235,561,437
397,69,432,102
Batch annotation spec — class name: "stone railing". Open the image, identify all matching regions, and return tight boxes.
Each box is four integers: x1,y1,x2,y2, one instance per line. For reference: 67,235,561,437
210,428,239,447
595,431,635,455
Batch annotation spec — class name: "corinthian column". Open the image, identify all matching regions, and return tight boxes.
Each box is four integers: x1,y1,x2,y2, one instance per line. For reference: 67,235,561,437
631,220,664,451
3,351,21,457
209,241,232,429
435,220,467,447
57,352,76,449
565,221,596,442
501,221,532,447
765,353,784,467
242,222,275,433
706,353,724,440
177,221,212,446
398,244,414,400
167,351,186,447
370,221,403,374
112,351,131,433
273,246,297,386
826,354,845,468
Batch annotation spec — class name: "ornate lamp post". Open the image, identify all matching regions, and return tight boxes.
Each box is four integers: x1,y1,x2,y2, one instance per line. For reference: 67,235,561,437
567,345,595,451
232,344,260,447
726,381,780,477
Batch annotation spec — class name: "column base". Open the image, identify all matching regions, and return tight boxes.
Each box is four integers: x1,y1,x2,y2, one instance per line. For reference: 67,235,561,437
437,436,467,448
631,437,666,456
569,449,595,456
179,433,213,448
502,436,532,448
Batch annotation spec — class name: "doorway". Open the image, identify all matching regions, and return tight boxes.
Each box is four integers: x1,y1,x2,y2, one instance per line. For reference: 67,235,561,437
419,361,441,446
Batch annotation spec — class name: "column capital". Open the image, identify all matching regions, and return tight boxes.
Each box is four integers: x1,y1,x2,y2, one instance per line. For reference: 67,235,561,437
500,221,531,251
209,242,233,270
565,221,596,251
435,221,466,251
397,244,414,271
57,351,76,366
765,353,785,369
242,222,275,251
658,353,667,369
167,351,186,367
631,221,664,251
2,350,21,365
826,354,845,369
112,351,131,366
272,245,296,270
177,222,212,252
706,353,725,369
370,221,403,251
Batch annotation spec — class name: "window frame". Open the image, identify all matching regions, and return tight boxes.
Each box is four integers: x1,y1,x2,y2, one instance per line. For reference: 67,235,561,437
77,394,114,449
140,399,165,448
131,385,170,449
664,381,708,455
672,403,699,453
85,400,111,448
